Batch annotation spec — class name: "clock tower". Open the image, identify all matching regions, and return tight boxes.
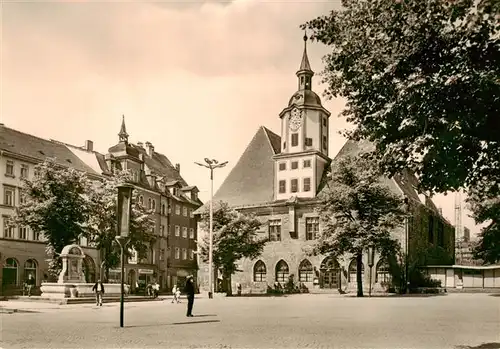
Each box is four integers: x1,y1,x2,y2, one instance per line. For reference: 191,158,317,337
273,33,331,201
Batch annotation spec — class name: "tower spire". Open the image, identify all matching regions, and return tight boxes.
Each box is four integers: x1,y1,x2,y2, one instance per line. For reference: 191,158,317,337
296,31,314,90
118,115,129,143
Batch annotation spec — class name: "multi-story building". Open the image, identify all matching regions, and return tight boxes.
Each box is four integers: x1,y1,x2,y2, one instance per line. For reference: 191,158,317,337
195,36,455,294
0,120,201,295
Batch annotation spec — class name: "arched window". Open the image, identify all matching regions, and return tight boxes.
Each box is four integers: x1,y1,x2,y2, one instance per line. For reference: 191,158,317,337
375,259,391,284
24,259,37,284
298,260,313,282
275,260,289,283
253,260,266,282
138,195,144,206
148,198,152,209
3,258,18,286
348,258,365,282
161,203,166,215
152,199,156,211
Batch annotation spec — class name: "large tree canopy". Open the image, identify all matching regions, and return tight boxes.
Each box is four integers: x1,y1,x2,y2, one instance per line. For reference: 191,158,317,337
315,154,406,296
199,201,267,295
12,160,91,254
87,171,156,280
303,0,500,195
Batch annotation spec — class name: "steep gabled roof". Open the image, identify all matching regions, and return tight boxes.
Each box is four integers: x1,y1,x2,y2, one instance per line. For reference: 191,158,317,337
210,126,279,207
0,125,101,175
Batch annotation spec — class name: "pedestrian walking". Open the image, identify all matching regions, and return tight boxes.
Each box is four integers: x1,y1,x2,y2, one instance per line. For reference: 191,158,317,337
175,285,181,303
25,274,35,297
92,279,105,306
171,285,177,303
183,275,195,317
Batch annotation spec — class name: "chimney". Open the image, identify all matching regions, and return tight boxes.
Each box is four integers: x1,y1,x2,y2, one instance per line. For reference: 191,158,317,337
137,142,144,148
175,163,180,173
84,140,94,152
145,141,154,157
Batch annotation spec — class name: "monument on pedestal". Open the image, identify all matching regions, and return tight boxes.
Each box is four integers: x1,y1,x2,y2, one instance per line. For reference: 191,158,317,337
40,244,127,299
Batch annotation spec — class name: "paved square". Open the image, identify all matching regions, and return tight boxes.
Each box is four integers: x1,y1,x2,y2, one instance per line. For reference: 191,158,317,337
1,294,499,349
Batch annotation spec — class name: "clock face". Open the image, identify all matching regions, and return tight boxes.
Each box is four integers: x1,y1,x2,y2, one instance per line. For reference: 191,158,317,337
289,108,303,131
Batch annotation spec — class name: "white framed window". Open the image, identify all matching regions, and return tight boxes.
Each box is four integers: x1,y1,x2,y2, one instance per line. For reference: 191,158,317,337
291,161,298,170
4,187,15,206
303,160,311,168
291,179,298,193
189,249,194,260
3,218,14,238
306,217,320,240
6,160,14,176
175,247,180,259
183,207,188,216
19,226,28,240
182,248,187,260
34,230,41,241
303,178,311,192
189,228,194,239
175,225,180,237
279,162,286,171
175,205,181,215
182,227,187,238
20,165,29,179
279,180,286,194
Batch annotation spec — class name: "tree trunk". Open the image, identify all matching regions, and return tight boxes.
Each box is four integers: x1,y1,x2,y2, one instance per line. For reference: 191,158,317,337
356,253,364,297
224,273,232,296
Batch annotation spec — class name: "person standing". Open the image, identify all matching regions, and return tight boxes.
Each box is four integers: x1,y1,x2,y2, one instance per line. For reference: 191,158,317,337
92,279,105,306
183,276,195,317
171,285,178,303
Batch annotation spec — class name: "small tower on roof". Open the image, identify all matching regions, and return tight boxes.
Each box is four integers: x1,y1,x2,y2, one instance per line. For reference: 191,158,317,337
118,115,129,143
296,31,314,91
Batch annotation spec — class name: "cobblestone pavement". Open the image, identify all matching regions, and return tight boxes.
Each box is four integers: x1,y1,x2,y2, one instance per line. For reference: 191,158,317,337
1,293,499,349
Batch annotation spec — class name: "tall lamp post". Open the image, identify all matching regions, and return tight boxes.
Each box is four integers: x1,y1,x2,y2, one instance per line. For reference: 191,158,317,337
194,158,228,299
367,246,375,297
404,197,410,295
115,183,133,327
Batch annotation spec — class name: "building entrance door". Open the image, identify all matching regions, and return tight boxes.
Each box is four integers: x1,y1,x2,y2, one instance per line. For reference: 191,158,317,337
320,257,340,289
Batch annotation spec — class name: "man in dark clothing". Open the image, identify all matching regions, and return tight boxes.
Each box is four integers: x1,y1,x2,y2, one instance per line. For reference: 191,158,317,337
25,275,35,297
92,279,105,306
184,275,195,317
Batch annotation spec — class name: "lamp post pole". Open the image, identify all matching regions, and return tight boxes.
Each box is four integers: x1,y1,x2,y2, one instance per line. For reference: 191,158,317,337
404,198,410,295
116,184,133,327
195,158,228,299
367,246,375,297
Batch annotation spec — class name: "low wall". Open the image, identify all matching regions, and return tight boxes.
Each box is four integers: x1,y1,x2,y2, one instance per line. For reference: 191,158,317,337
41,283,130,298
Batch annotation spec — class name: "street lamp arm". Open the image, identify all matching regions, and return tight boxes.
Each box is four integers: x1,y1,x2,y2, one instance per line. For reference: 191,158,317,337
214,161,228,169
194,162,210,169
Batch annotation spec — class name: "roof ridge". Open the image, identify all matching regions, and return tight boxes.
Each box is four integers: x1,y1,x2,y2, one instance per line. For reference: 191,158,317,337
261,126,279,155
51,139,104,156
0,124,67,148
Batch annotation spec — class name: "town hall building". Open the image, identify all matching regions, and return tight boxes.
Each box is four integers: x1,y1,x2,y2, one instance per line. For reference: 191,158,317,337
196,35,455,295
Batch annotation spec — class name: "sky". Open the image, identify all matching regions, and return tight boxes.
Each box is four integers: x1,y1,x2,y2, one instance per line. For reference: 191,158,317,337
0,0,482,238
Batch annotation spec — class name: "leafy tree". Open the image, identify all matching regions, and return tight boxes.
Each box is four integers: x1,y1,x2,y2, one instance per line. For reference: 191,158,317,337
11,160,92,279
199,201,267,296
315,155,407,296
468,185,500,263
87,171,156,282
303,0,500,264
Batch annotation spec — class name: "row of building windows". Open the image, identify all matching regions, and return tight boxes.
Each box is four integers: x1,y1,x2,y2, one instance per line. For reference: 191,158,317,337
284,133,328,150
173,247,195,260
165,225,195,239
137,195,195,218
253,258,391,284
268,217,319,241
2,221,43,241
4,160,30,179
278,159,312,171
278,178,311,194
